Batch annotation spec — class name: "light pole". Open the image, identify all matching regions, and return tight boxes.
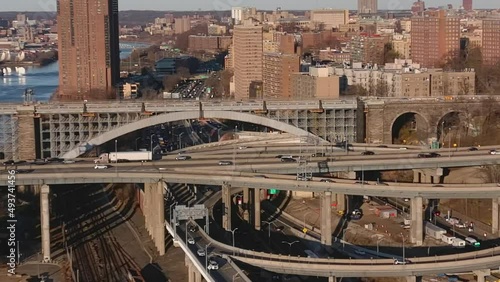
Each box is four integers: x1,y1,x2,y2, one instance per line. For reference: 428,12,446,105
205,242,212,271
448,127,451,159
262,221,275,239
135,137,141,151
178,132,185,150
169,202,177,226
281,240,299,254
441,121,444,146
400,233,406,262
185,221,189,245
230,227,238,255
150,134,155,154
303,211,313,229
376,237,383,255
114,140,118,163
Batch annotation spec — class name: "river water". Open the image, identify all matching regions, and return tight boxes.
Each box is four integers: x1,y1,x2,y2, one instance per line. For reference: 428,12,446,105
0,42,147,102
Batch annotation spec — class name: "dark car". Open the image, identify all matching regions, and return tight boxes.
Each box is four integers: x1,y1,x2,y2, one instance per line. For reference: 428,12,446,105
2,160,15,165
281,157,296,163
417,153,430,158
429,152,441,157
468,147,479,151
377,145,388,148
320,178,335,183
361,151,375,155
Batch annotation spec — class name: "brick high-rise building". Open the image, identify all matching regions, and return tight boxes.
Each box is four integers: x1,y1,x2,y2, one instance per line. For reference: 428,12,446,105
411,0,425,15
310,9,349,30
233,21,263,99
410,10,460,68
358,0,378,14
462,0,473,11
482,19,500,66
57,0,120,100
262,53,300,99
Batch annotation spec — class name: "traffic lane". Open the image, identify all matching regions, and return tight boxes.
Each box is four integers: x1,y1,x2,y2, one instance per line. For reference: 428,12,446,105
189,229,238,282
185,145,489,160
379,197,494,253
177,224,229,282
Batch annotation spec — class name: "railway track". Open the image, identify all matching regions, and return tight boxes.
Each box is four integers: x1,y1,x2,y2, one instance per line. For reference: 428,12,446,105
55,184,144,282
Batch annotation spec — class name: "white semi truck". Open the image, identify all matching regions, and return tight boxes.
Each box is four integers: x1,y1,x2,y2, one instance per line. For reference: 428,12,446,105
94,151,155,163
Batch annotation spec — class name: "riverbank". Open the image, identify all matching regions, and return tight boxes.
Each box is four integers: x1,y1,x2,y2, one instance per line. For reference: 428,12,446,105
0,61,41,67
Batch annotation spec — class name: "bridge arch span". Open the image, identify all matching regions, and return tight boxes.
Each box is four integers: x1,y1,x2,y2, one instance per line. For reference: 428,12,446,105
62,110,322,158
390,111,430,145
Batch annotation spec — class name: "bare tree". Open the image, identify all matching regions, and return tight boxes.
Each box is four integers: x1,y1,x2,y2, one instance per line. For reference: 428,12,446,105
478,165,500,183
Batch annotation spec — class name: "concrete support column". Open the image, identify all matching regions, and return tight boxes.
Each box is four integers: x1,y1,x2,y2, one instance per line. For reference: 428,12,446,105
413,170,421,183
336,193,345,212
194,270,202,282
145,183,153,237
40,184,51,262
243,188,250,222
321,191,333,246
188,263,194,282
405,276,422,282
222,183,232,231
410,196,423,246
144,182,164,255
155,182,165,255
254,188,261,231
328,276,336,282
492,197,499,235
474,269,490,282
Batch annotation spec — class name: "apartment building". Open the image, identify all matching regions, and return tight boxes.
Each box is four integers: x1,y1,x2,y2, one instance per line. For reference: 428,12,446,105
482,18,500,66
262,53,300,99
233,21,263,99
410,10,460,68
291,66,340,99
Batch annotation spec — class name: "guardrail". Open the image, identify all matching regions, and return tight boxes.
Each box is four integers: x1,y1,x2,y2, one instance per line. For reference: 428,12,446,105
164,221,215,282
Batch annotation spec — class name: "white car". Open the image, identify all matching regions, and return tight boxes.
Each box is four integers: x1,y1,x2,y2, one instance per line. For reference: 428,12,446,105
207,259,219,270
94,164,109,169
394,259,411,265
175,155,190,160
187,237,195,245
197,249,206,257
63,160,76,164
490,150,499,155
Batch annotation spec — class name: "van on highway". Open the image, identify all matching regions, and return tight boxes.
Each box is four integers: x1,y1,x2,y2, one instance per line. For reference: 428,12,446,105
465,236,481,247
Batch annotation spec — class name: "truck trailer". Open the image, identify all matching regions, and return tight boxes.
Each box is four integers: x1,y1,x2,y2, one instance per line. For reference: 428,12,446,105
451,238,466,248
425,222,446,240
94,151,156,163
441,233,456,245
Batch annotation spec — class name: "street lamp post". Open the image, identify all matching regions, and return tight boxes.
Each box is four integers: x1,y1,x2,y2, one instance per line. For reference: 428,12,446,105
400,234,406,262
169,202,177,226
230,228,239,255
205,242,212,271
448,127,452,159
150,134,155,154
376,237,383,255
114,140,118,163
303,211,313,229
135,137,141,151
262,221,272,239
281,240,299,255
178,132,185,150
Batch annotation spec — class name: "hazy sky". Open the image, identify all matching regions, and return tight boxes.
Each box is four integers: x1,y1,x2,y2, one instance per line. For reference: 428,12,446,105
1,0,498,12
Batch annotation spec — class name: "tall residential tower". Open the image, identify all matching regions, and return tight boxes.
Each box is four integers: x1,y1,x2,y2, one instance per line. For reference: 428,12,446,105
233,20,263,99
410,10,460,68
57,0,120,100
358,0,378,14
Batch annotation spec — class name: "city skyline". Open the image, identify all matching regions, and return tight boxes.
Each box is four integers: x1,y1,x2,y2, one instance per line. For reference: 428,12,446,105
1,0,498,12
